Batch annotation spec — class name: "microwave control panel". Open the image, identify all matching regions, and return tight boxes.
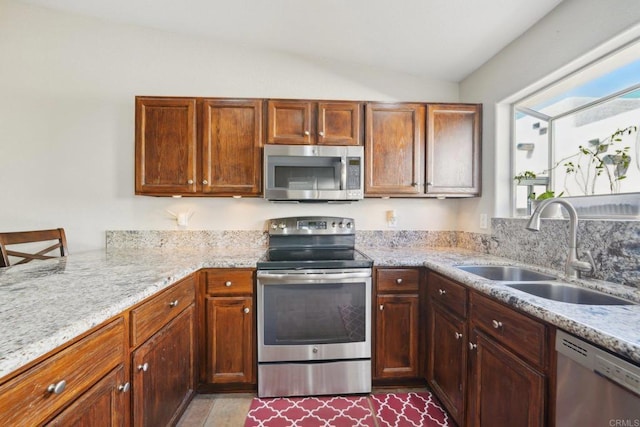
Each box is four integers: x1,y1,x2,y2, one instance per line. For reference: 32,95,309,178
346,157,362,197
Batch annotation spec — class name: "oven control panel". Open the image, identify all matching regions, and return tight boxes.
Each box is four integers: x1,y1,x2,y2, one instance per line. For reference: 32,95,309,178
267,216,354,235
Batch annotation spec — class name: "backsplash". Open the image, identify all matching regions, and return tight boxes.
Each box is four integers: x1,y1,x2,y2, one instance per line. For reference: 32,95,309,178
107,219,639,288
490,218,640,288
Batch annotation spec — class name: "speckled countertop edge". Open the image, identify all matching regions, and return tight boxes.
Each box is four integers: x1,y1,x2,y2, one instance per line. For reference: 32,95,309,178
1,245,639,381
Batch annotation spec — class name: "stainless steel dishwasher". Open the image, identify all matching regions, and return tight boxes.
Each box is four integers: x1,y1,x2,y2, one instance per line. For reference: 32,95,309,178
556,330,640,426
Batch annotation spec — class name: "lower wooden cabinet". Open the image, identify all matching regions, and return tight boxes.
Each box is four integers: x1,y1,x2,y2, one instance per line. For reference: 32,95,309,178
426,271,551,427
47,365,128,427
373,267,424,383
200,268,256,390
132,304,195,427
0,318,127,426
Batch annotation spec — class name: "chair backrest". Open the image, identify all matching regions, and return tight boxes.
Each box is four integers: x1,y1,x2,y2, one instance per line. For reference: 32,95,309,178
0,228,68,267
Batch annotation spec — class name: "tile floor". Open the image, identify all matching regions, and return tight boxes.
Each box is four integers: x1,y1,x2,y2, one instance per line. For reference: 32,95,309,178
177,388,429,427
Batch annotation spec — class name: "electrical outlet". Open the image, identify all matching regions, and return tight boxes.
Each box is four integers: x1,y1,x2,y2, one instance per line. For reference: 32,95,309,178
386,210,397,228
480,213,488,229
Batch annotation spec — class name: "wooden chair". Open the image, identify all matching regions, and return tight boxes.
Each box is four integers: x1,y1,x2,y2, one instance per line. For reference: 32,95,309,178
0,228,68,267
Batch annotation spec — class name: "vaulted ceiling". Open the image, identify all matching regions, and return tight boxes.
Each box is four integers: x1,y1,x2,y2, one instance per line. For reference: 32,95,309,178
19,0,563,82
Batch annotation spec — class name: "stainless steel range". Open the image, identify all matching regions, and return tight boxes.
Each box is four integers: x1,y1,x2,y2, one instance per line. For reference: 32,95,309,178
256,216,373,398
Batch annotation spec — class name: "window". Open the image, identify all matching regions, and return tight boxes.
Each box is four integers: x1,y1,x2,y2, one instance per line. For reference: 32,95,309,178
512,43,640,217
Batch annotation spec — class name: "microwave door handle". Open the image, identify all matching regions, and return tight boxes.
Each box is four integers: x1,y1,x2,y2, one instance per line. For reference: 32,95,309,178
340,159,347,190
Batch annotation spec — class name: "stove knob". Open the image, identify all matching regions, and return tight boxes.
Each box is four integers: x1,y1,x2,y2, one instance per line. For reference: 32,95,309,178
270,222,278,230
331,222,337,228
346,222,352,229
338,222,344,228
278,222,286,229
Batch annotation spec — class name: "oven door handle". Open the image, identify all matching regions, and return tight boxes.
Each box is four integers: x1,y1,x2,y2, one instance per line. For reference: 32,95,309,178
257,270,371,281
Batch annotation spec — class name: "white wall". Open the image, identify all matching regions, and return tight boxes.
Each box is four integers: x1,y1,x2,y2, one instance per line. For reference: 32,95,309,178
459,0,640,231
0,1,461,252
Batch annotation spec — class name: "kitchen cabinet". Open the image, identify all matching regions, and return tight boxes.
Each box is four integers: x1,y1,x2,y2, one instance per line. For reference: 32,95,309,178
267,99,363,145
426,104,481,196
46,365,128,426
373,267,424,383
0,318,127,426
135,97,198,194
365,103,425,196
130,275,196,427
364,102,481,197
200,269,256,390
135,96,263,197
426,271,551,427
426,272,468,426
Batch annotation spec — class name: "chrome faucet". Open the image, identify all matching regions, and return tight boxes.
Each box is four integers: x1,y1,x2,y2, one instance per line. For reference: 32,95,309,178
526,198,594,279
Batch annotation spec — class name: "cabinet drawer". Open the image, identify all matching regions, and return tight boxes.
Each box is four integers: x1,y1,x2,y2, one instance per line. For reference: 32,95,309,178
0,318,125,427
470,292,547,369
376,268,420,293
428,272,468,318
131,275,195,347
205,269,254,295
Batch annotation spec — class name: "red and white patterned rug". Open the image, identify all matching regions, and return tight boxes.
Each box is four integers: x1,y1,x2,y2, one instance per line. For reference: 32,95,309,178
244,392,449,427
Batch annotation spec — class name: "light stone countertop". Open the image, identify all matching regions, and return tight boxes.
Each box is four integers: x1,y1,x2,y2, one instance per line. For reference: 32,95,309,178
1,246,640,381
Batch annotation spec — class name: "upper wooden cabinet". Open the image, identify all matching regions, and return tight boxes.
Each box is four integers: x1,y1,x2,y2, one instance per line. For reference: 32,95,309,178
365,102,481,198
135,97,198,194
267,100,362,145
426,104,481,196
135,97,263,197
365,103,425,196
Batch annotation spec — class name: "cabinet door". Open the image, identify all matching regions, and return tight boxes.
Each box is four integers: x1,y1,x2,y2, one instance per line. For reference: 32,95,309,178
318,102,362,145
365,103,425,195
202,99,263,195
426,104,481,196
267,100,314,144
132,305,195,427
427,302,467,426
375,293,419,379
135,97,197,194
467,329,545,427
205,296,255,384
46,366,128,427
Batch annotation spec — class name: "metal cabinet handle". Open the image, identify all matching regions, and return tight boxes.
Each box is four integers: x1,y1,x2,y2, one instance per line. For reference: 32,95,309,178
225,281,232,287
319,131,325,137
118,382,130,393
138,363,149,372
492,320,503,329
469,342,477,350
396,278,403,284
47,380,66,394
187,179,194,184
304,130,310,136
243,307,250,314
455,332,463,340
169,299,179,307
438,289,446,295
379,304,384,311
202,180,208,185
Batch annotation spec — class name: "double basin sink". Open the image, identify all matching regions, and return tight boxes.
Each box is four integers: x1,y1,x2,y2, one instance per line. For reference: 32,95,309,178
455,265,636,306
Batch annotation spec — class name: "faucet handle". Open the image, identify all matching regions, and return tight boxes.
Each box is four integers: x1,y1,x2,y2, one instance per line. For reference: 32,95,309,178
573,250,596,277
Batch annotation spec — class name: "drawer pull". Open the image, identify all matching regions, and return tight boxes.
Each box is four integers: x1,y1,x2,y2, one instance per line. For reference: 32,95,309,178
225,281,232,287
379,304,384,311
138,363,149,372
47,380,66,394
243,307,250,314
438,289,446,295
469,342,477,350
169,299,179,307
118,382,130,393
492,320,503,329
396,278,403,284
455,332,463,340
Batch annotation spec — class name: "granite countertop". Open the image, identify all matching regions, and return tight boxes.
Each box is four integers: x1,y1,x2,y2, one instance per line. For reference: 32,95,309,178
1,246,639,381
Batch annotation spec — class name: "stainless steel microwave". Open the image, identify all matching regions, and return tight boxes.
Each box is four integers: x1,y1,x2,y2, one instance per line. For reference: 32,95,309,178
263,144,364,201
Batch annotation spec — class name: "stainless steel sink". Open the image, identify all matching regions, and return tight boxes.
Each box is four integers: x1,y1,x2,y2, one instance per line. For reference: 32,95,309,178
455,265,556,282
505,282,636,305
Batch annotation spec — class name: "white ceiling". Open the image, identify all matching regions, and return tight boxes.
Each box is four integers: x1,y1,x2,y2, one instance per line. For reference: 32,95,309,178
19,0,563,82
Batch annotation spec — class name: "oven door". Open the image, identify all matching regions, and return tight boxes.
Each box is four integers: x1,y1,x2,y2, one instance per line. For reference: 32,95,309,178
257,269,371,363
